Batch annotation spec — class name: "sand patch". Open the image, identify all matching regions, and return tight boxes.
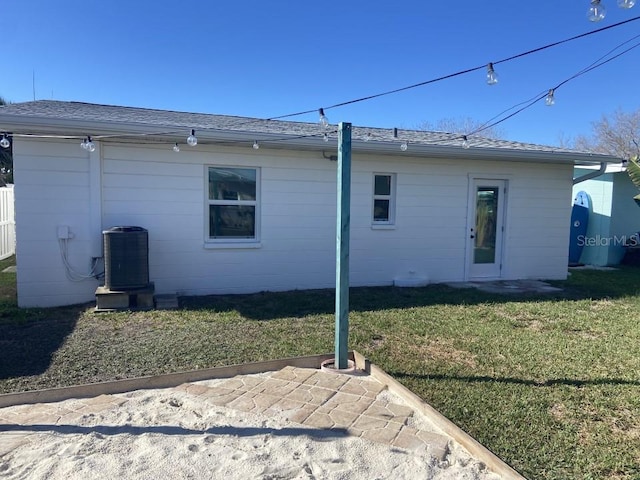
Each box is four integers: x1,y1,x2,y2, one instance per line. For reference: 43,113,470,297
0,371,503,479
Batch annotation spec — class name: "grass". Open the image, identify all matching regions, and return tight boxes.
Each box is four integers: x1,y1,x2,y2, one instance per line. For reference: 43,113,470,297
1,256,640,479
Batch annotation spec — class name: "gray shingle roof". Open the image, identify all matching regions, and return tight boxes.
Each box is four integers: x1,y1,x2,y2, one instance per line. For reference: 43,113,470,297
0,100,618,161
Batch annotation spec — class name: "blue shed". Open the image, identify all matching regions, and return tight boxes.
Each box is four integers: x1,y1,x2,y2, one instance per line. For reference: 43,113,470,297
572,165,640,266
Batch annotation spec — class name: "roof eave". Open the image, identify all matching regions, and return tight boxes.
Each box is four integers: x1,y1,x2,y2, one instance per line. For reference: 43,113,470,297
0,113,619,166
258,136,620,165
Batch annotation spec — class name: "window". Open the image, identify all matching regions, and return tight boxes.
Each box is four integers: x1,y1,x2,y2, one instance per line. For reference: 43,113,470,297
372,173,395,225
207,167,259,242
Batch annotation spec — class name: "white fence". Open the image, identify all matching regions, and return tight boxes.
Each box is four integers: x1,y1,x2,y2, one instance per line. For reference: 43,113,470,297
0,186,15,260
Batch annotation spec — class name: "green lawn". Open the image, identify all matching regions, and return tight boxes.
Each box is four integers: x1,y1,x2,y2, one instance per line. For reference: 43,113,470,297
1,257,640,479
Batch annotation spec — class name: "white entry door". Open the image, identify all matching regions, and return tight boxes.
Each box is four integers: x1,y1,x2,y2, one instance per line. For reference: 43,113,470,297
467,179,506,279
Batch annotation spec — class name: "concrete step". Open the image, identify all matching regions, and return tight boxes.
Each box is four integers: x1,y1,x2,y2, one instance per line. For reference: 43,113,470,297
95,284,155,311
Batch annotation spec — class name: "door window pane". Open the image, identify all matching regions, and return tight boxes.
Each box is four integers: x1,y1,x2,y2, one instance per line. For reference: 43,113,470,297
474,187,498,264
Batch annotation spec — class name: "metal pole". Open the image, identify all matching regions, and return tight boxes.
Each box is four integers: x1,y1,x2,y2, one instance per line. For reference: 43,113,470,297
335,122,352,369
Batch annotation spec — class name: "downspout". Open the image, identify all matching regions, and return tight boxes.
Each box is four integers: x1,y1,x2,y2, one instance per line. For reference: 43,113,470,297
89,140,103,259
573,162,607,185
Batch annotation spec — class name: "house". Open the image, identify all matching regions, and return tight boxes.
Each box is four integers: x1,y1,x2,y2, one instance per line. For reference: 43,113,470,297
572,164,640,266
0,100,620,308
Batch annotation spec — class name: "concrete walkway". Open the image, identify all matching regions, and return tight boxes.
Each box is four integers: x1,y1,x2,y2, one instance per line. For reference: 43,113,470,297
0,366,450,461
447,279,563,294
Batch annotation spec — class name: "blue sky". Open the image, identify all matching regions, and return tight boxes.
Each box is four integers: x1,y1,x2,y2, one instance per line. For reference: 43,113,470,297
2,1,639,146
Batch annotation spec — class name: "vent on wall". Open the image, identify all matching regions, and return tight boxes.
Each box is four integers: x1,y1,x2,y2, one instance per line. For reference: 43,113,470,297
103,226,149,290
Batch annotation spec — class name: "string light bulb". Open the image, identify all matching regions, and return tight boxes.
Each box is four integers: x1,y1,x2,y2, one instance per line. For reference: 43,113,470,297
545,89,555,106
364,133,372,142
618,0,636,7
253,140,260,150
318,108,329,128
323,133,329,142
0,134,9,149
187,129,198,146
486,63,498,85
173,142,180,152
81,136,96,152
462,136,470,149
587,0,606,21
400,141,408,151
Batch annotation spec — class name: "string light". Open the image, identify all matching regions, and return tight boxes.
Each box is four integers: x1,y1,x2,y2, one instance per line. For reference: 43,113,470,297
364,133,372,142
260,16,640,128
545,89,556,106
172,142,180,152
187,129,198,146
80,136,95,152
462,136,470,149
0,134,9,149
185,15,640,139
588,0,607,21
400,141,408,151
318,108,329,128
252,140,260,149
323,133,329,142
464,31,640,140
486,63,499,85
586,0,635,22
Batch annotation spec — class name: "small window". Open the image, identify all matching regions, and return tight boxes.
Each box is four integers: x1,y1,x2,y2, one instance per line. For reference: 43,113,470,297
373,173,395,225
207,167,259,241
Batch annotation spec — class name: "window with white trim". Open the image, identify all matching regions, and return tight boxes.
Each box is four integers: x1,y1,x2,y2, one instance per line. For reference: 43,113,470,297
372,173,396,225
207,167,259,241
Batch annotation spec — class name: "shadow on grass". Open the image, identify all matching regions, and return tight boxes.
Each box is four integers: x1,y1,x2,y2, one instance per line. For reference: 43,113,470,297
0,423,349,439
0,255,86,381
388,371,640,388
0,308,81,380
179,266,640,321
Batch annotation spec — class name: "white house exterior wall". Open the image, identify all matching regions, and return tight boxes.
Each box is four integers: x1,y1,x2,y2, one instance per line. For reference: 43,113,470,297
14,139,99,307
14,139,573,307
